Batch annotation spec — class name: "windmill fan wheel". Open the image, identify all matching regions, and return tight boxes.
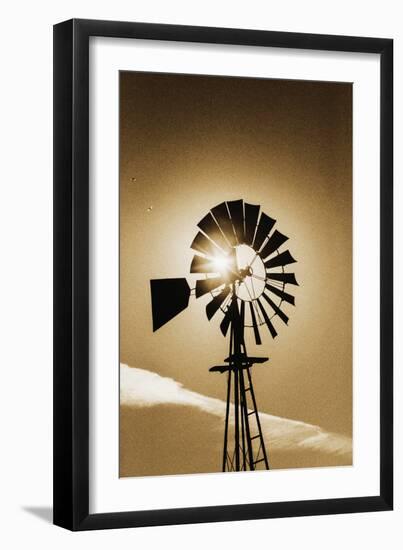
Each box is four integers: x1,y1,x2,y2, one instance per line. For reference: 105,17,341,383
190,200,299,344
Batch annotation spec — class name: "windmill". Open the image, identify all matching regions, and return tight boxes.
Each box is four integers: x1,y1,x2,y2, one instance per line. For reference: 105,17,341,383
150,199,298,472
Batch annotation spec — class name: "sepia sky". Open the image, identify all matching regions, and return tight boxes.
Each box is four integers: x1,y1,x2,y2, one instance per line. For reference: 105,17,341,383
119,71,352,477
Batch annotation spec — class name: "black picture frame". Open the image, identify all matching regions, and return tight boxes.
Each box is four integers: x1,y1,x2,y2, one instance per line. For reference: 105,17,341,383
53,18,393,531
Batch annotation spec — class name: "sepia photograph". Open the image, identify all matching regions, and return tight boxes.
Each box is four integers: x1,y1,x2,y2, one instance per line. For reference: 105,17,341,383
119,71,353,477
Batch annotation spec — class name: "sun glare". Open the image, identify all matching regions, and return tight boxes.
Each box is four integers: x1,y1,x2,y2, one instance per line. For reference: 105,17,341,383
212,256,230,273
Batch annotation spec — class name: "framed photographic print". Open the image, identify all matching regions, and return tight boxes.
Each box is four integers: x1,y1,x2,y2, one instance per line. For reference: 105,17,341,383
53,19,393,530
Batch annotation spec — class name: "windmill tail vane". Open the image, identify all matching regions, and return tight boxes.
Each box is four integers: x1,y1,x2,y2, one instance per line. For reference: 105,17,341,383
150,199,299,472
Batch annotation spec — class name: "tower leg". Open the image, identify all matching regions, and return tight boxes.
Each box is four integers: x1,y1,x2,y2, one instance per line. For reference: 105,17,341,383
222,370,231,472
239,367,255,470
234,366,240,471
245,367,270,469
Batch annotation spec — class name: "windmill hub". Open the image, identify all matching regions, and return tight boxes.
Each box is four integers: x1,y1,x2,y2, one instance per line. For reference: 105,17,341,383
239,266,253,279
234,244,266,302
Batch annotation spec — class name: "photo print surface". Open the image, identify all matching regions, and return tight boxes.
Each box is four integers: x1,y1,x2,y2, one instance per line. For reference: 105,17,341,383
119,71,352,478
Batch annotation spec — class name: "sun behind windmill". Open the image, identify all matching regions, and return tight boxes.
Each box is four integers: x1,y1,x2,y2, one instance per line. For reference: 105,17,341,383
150,199,298,472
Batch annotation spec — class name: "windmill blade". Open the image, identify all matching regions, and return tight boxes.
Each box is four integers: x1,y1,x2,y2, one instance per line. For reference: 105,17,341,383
264,250,296,269
265,283,295,306
260,230,289,260
261,292,289,324
256,298,277,338
267,272,299,286
220,301,233,336
253,212,276,251
197,212,231,253
191,231,221,258
211,202,237,246
196,277,226,298
220,295,242,337
249,301,262,345
206,287,231,320
244,203,260,245
150,278,191,331
227,199,244,244
190,254,214,274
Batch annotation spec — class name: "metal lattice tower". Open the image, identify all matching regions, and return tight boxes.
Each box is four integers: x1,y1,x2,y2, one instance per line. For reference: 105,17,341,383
210,291,270,471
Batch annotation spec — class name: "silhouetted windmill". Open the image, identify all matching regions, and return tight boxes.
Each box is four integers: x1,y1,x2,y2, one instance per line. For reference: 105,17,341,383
150,200,298,472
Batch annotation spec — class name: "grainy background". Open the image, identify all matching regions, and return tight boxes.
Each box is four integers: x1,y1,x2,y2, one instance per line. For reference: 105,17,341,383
120,72,352,476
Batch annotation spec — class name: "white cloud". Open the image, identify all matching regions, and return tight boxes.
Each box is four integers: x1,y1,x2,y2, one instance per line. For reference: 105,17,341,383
120,363,225,415
120,364,352,458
